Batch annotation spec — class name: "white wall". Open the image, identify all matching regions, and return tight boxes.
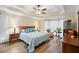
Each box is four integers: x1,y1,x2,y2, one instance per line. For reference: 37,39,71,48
0,15,9,43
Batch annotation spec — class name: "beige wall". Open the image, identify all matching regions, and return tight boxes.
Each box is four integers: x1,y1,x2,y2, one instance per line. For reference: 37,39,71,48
8,14,78,33
64,15,77,22
8,15,46,32
64,15,78,30
8,15,34,27
8,14,78,32
8,15,35,33
33,20,44,32
8,15,46,33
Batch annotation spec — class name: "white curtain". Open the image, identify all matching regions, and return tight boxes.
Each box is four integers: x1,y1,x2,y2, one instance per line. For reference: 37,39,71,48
44,20,63,38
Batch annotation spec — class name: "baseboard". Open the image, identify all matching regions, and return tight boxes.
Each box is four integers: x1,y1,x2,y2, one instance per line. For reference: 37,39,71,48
0,41,9,45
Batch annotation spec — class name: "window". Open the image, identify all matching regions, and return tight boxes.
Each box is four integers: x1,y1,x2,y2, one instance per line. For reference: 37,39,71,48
44,20,63,38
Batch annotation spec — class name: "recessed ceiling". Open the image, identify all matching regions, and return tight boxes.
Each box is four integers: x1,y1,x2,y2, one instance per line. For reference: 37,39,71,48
0,5,79,20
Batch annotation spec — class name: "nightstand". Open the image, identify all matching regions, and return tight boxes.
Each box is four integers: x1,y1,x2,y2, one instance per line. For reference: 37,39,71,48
9,33,20,43
48,32,54,39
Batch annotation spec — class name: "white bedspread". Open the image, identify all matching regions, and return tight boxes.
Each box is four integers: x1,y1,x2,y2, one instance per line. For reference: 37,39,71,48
19,32,48,52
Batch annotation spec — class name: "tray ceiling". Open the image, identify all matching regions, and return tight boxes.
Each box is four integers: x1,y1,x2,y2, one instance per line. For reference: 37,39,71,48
0,5,79,20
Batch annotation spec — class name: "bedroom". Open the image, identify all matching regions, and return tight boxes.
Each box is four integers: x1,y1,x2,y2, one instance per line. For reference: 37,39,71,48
0,5,78,53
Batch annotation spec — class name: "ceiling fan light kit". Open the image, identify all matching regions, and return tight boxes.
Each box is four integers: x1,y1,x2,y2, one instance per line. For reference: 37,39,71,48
33,5,47,15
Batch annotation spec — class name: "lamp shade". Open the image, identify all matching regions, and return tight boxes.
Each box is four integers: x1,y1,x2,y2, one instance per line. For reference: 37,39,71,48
8,25,19,34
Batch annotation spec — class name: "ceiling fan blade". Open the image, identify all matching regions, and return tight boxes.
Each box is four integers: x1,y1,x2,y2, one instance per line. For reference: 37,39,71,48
41,8,47,11
42,12,46,14
33,7,36,10
33,5,41,10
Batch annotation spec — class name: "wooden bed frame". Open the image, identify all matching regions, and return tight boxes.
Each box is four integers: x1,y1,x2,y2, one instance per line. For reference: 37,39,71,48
19,26,35,30
19,26,48,52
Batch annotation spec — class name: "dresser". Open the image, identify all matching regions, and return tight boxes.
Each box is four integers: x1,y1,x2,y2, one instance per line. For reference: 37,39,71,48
9,33,20,43
62,33,79,53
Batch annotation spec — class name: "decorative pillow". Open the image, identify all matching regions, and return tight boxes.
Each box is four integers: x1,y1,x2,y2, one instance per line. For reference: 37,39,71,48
19,29,25,33
20,28,35,33
25,29,29,33
29,29,33,32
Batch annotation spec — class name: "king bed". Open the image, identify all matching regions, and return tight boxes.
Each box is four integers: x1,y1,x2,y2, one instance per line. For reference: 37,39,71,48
19,26,48,52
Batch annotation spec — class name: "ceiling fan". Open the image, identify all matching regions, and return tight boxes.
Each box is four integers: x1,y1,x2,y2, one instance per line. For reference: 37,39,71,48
33,5,47,15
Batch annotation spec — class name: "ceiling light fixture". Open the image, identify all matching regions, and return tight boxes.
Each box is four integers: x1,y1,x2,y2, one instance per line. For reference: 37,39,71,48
33,5,47,15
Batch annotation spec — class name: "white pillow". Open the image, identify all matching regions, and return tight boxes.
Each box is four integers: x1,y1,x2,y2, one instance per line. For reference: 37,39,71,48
21,29,25,33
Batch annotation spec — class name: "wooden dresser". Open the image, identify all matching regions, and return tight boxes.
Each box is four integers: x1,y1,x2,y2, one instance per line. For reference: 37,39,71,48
62,33,79,53
9,33,20,43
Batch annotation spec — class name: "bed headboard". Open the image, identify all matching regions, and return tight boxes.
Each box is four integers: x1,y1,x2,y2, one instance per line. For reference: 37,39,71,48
19,26,35,30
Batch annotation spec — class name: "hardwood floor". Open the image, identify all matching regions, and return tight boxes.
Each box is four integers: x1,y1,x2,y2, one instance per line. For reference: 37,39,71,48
0,41,28,53
0,37,62,53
